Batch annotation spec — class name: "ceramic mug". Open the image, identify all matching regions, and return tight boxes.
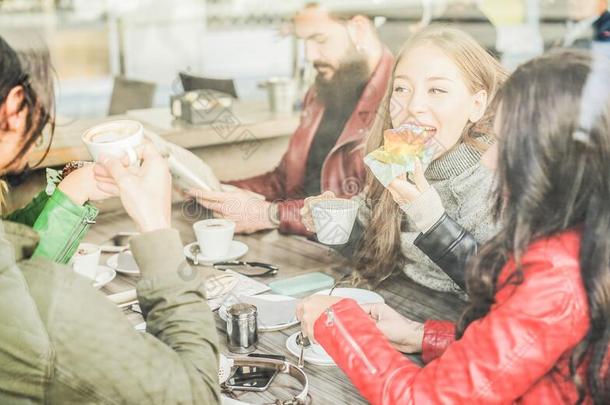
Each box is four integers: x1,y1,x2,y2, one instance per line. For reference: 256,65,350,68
82,119,143,166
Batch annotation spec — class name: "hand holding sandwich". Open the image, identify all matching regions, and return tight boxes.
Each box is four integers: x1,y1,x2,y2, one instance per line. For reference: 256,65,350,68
386,158,431,205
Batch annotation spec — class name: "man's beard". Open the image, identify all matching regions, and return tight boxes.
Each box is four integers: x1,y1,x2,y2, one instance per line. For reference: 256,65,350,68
314,51,371,112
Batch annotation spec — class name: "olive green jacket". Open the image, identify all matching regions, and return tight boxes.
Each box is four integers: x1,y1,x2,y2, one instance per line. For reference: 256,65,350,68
0,206,220,403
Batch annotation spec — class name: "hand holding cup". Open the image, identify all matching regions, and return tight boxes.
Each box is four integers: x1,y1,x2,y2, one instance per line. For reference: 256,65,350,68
301,191,340,232
301,192,360,245
94,143,172,233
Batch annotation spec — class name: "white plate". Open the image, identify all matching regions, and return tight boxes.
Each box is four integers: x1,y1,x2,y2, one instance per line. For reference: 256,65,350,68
314,288,385,304
93,266,116,289
218,294,300,332
286,332,335,366
107,253,140,275
183,241,248,266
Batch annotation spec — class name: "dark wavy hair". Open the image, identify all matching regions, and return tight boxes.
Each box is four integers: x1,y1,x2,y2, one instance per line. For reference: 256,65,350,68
457,49,610,403
0,35,55,169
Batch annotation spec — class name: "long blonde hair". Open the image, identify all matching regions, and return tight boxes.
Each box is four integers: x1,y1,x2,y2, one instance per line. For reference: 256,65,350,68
354,25,508,286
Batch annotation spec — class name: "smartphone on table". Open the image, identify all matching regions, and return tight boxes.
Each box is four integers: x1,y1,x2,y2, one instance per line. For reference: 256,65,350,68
225,365,279,392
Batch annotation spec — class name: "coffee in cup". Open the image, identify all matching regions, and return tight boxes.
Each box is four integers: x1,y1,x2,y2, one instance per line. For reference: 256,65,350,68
72,243,101,280
82,119,143,165
193,219,236,260
311,199,360,245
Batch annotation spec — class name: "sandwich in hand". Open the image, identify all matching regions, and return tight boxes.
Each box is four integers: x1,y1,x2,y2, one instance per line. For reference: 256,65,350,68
363,123,437,187
369,123,435,165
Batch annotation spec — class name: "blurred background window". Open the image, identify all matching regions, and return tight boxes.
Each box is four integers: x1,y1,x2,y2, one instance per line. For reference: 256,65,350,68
1,0,608,118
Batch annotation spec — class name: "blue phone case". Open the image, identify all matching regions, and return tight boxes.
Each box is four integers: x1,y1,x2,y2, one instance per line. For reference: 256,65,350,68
268,272,335,297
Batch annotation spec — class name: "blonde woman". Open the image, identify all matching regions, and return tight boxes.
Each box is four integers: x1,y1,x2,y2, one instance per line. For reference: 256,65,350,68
305,26,507,294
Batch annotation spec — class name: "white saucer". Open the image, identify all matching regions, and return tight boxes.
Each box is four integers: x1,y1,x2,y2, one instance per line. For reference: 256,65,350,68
284,289,384,366
218,294,300,332
183,241,248,266
107,253,140,275
93,266,116,289
286,332,335,366
314,288,385,304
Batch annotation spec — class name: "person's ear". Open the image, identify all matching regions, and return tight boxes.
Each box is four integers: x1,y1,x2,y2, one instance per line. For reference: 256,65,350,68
346,15,370,49
0,86,26,132
469,89,488,123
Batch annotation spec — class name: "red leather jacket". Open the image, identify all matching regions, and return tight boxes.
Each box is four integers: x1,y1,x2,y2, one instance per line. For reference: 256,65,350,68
228,48,394,235
314,230,595,404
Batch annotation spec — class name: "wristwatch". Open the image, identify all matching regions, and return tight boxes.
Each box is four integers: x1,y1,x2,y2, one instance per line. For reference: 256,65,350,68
61,160,91,178
268,202,281,227
45,160,92,196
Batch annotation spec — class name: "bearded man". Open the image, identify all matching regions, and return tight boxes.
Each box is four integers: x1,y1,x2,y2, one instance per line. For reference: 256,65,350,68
187,3,393,235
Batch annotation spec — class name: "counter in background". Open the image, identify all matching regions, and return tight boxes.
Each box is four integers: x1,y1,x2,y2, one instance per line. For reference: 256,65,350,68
29,101,299,181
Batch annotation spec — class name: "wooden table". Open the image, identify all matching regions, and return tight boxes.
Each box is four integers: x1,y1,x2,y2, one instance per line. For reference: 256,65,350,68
85,205,467,404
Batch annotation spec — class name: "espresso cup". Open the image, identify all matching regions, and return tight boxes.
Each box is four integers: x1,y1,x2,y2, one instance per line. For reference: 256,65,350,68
82,119,143,166
311,199,360,245
193,219,236,260
72,243,101,280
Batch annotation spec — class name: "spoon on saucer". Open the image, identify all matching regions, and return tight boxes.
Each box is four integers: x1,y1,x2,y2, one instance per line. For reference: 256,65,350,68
189,244,201,266
296,332,311,368
295,277,344,367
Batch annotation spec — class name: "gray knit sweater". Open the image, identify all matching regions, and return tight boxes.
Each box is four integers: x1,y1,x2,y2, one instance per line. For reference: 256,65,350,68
358,140,497,295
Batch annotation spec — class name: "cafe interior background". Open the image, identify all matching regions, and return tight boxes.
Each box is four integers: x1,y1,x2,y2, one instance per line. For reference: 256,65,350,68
0,0,604,212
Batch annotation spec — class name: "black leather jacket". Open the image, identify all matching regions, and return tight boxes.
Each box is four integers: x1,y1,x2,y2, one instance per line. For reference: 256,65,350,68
413,213,478,290
334,212,478,291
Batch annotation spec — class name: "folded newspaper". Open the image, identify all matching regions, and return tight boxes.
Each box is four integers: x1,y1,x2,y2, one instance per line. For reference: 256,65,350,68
145,130,222,192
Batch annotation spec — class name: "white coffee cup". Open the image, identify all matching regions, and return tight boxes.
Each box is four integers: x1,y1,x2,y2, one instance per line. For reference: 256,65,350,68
72,243,101,280
193,219,236,260
311,199,360,245
82,119,143,166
